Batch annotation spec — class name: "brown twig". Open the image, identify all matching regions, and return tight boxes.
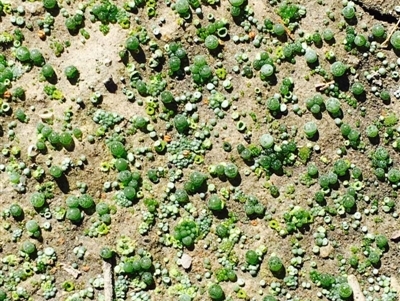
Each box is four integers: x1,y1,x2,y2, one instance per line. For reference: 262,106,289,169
281,21,295,41
265,2,295,41
380,18,400,48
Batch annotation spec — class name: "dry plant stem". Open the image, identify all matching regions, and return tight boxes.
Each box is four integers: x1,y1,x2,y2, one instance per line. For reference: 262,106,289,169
315,80,335,91
347,275,366,301
380,18,400,48
103,260,113,301
282,21,295,41
60,263,81,279
266,2,295,41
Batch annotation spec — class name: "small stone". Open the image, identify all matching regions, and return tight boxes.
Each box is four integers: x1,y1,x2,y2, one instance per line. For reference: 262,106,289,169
82,266,90,272
391,230,400,240
25,2,44,15
319,243,334,258
180,253,192,269
390,276,400,293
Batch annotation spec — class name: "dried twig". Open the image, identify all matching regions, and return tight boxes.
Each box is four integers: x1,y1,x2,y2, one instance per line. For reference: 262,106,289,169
315,80,335,91
265,2,295,41
380,18,400,48
347,275,366,301
103,260,113,301
281,21,295,41
60,263,81,279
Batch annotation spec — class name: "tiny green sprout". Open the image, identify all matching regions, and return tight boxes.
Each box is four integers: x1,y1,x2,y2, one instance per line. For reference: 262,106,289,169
351,82,364,96
208,194,224,211
126,36,140,51
49,165,63,178
10,203,23,218
368,250,381,265
43,0,57,9
380,90,391,102
273,23,286,36
169,56,181,73
268,256,283,273
260,134,274,148
141,272,154,287
41,64,56,80
22,241,36,255
215,224,229,238
333,159,349,176
305,48,318,64
123,186,136,200
66,207,82,223
387,168,400,184
174,114,190,134
303,121,318,139
260,63,275,79
205,35,219,50
12,87,25,100
79,194,95,209
30,192,46,209
174,219,199,247
354,35,367,48
122,261,136,274
72,128,83,140
0,291,6,301
65,17,79,31
160,90,174,104
108,141,127,158
342,5,355,19
208,283,225,301
15,46,31,62
66,196,80,208
338,283,353,299
245,250,259,265
26,220,40,237
366,124,379,138
372,23,386,38
175,0,190,16
59,132,74,149
326,97,341,114
263,296,277,301
267,97,280,112
64,65,79,81
330,61,347,77
390,31,400,50
140,256,152,270
30,49,45,66
229,0,244,6
375,234,389,251
100,247,114,259
114,158,128,171
342,194,356,213
323,29,334,41
15,108,28,123
62,281,75,292
224,163,239,179
174,189,189,204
